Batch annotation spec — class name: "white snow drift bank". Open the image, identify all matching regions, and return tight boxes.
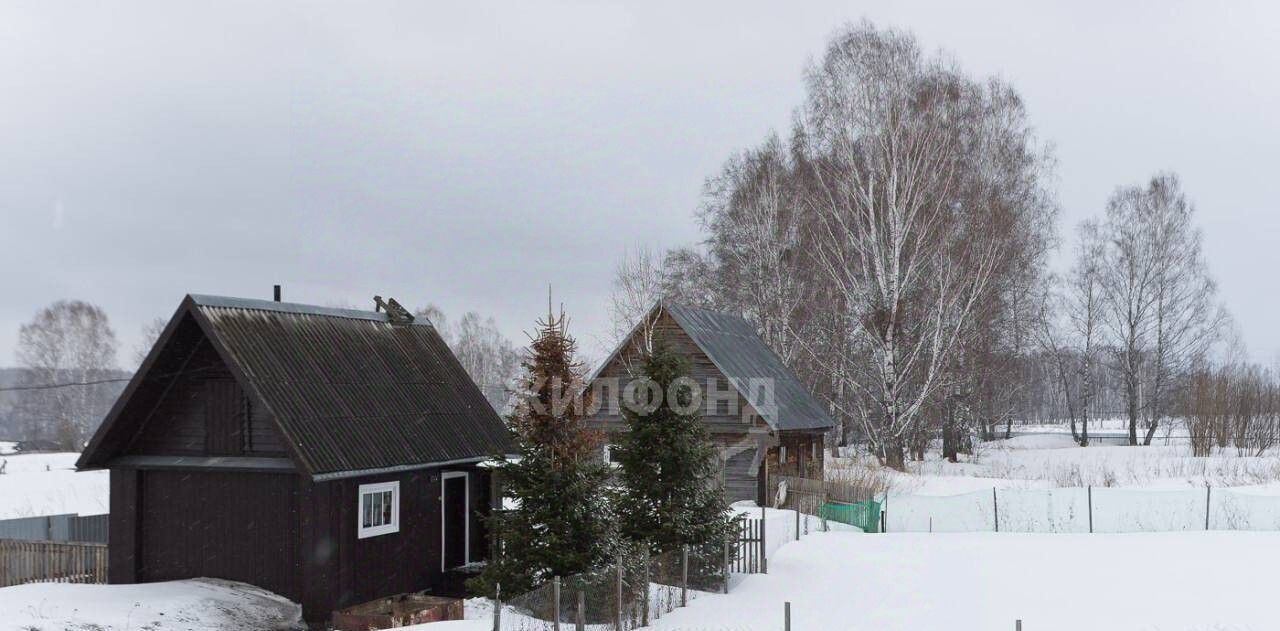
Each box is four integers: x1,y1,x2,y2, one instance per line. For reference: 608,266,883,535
0,578,303,631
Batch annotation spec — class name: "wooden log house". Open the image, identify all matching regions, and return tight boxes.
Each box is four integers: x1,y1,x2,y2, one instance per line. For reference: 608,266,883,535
585,303,834,504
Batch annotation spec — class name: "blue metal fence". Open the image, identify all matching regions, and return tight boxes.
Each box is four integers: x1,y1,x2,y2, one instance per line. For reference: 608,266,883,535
0,513,109,544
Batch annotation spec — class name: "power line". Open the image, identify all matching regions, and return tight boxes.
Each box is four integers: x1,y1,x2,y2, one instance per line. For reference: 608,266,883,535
0,377,132,393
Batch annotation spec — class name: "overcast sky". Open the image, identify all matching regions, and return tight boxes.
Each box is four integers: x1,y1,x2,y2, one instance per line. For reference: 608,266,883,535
2,1,1277,369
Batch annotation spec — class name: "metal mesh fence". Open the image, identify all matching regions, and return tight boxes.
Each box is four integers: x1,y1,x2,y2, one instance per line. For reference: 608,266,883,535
884,486,1280,533
499,577,559,631
495,543,731,631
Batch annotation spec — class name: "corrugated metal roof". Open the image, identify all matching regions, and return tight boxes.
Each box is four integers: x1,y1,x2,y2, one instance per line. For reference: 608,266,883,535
664,303,834,433
188,295,511,476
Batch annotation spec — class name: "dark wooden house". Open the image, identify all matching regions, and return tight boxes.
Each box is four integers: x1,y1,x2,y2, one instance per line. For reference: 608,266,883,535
76,294,511,624
585,303,834,505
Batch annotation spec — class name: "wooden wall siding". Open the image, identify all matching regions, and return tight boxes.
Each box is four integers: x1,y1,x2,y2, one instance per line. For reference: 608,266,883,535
204,379,241,455
329,469,446,612
766,432,825,479
126,340,223,454
588,312,765,431
137,471,300,602
123,334,285,458
108,469,140,584
245,396,285,455
588,311,778,504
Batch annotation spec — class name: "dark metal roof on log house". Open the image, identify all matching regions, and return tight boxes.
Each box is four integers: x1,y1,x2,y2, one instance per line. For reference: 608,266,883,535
599,302,835,433
78,294,511,479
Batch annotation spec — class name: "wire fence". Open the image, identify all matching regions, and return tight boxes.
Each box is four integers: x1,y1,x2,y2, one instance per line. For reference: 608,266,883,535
884,486,1280,533
495,543,730,631
491,503,860,631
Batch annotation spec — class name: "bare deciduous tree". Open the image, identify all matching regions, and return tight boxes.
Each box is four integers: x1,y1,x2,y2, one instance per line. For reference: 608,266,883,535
1099,173,1228,445
798,23,1055,468
700,134,812,363
13,300,120,448
415,303,521,411
132,317,168,368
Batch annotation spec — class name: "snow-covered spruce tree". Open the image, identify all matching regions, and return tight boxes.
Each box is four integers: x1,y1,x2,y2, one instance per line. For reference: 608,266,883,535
613,342,730,555
470,306,612,598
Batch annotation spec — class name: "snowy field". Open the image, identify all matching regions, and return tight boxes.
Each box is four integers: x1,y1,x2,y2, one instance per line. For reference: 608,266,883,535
0,578,303,631
0,452,108,519
831,429,1280,497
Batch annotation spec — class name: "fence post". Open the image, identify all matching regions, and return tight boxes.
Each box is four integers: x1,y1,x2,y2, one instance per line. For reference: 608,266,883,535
576,589,585,631
615,562,624,631
641,548,650,627
760,506,767,574
883,494,889,533
1088,486,1093,533
681,545,689,607
721,538,729,594
1016,619,1022,631
795,508,800,541
992,487,999,533
553,576,561,631
492,584,501,631
784,601,791,631
1205,486,1212,531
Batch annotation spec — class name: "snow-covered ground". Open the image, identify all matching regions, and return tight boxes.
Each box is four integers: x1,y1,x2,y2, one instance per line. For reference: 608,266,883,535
415,529,1280,631
831,430,1280,496
0,578,303,631
0,441,16,455
0,452,108,519
639,530,1280,631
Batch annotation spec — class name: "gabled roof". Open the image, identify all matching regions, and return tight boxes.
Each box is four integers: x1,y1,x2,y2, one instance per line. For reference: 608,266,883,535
78,294,511,479
596,302,834,433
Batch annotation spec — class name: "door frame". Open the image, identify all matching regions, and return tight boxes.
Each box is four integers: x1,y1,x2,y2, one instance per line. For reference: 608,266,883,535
440,470,470,571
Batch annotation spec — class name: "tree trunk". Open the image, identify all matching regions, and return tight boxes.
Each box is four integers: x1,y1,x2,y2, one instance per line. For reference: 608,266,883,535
882,439,906,471
1143,419,1158,446
942,402,959,463
1126,364,1140,446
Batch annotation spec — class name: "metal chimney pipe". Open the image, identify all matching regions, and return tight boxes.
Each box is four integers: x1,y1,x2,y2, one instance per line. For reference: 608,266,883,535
273,285,281,302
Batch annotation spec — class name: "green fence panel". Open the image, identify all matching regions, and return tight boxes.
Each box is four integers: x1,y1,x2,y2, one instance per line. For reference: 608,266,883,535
820,500,882,533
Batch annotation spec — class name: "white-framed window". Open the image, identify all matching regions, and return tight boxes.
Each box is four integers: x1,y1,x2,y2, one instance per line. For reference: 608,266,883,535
358,481,400,539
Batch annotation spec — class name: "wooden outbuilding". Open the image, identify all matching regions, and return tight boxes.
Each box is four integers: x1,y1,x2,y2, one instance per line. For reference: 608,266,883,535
76,294,510,625
585,303,833,505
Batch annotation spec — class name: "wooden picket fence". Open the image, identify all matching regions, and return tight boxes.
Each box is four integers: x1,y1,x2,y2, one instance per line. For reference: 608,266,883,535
729,514,764,574
0,539,108,587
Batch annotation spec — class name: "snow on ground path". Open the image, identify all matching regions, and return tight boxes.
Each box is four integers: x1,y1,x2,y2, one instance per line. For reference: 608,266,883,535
0,452,108,519
0,578,304,631
645,530,1280,631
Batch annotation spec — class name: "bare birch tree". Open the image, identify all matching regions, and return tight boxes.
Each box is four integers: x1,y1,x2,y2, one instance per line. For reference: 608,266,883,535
13,300,120,448
132,317,168,368
700,134,812,363
415,303,521,411
609,246,667,351
798,23,1054,468
1099,173,1227,445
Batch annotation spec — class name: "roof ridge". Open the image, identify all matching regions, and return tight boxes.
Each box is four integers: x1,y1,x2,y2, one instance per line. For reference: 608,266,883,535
190,294,434,325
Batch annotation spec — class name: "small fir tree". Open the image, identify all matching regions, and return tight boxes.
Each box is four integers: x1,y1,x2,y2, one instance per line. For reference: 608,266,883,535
613,342,730,554
470,305,613,598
